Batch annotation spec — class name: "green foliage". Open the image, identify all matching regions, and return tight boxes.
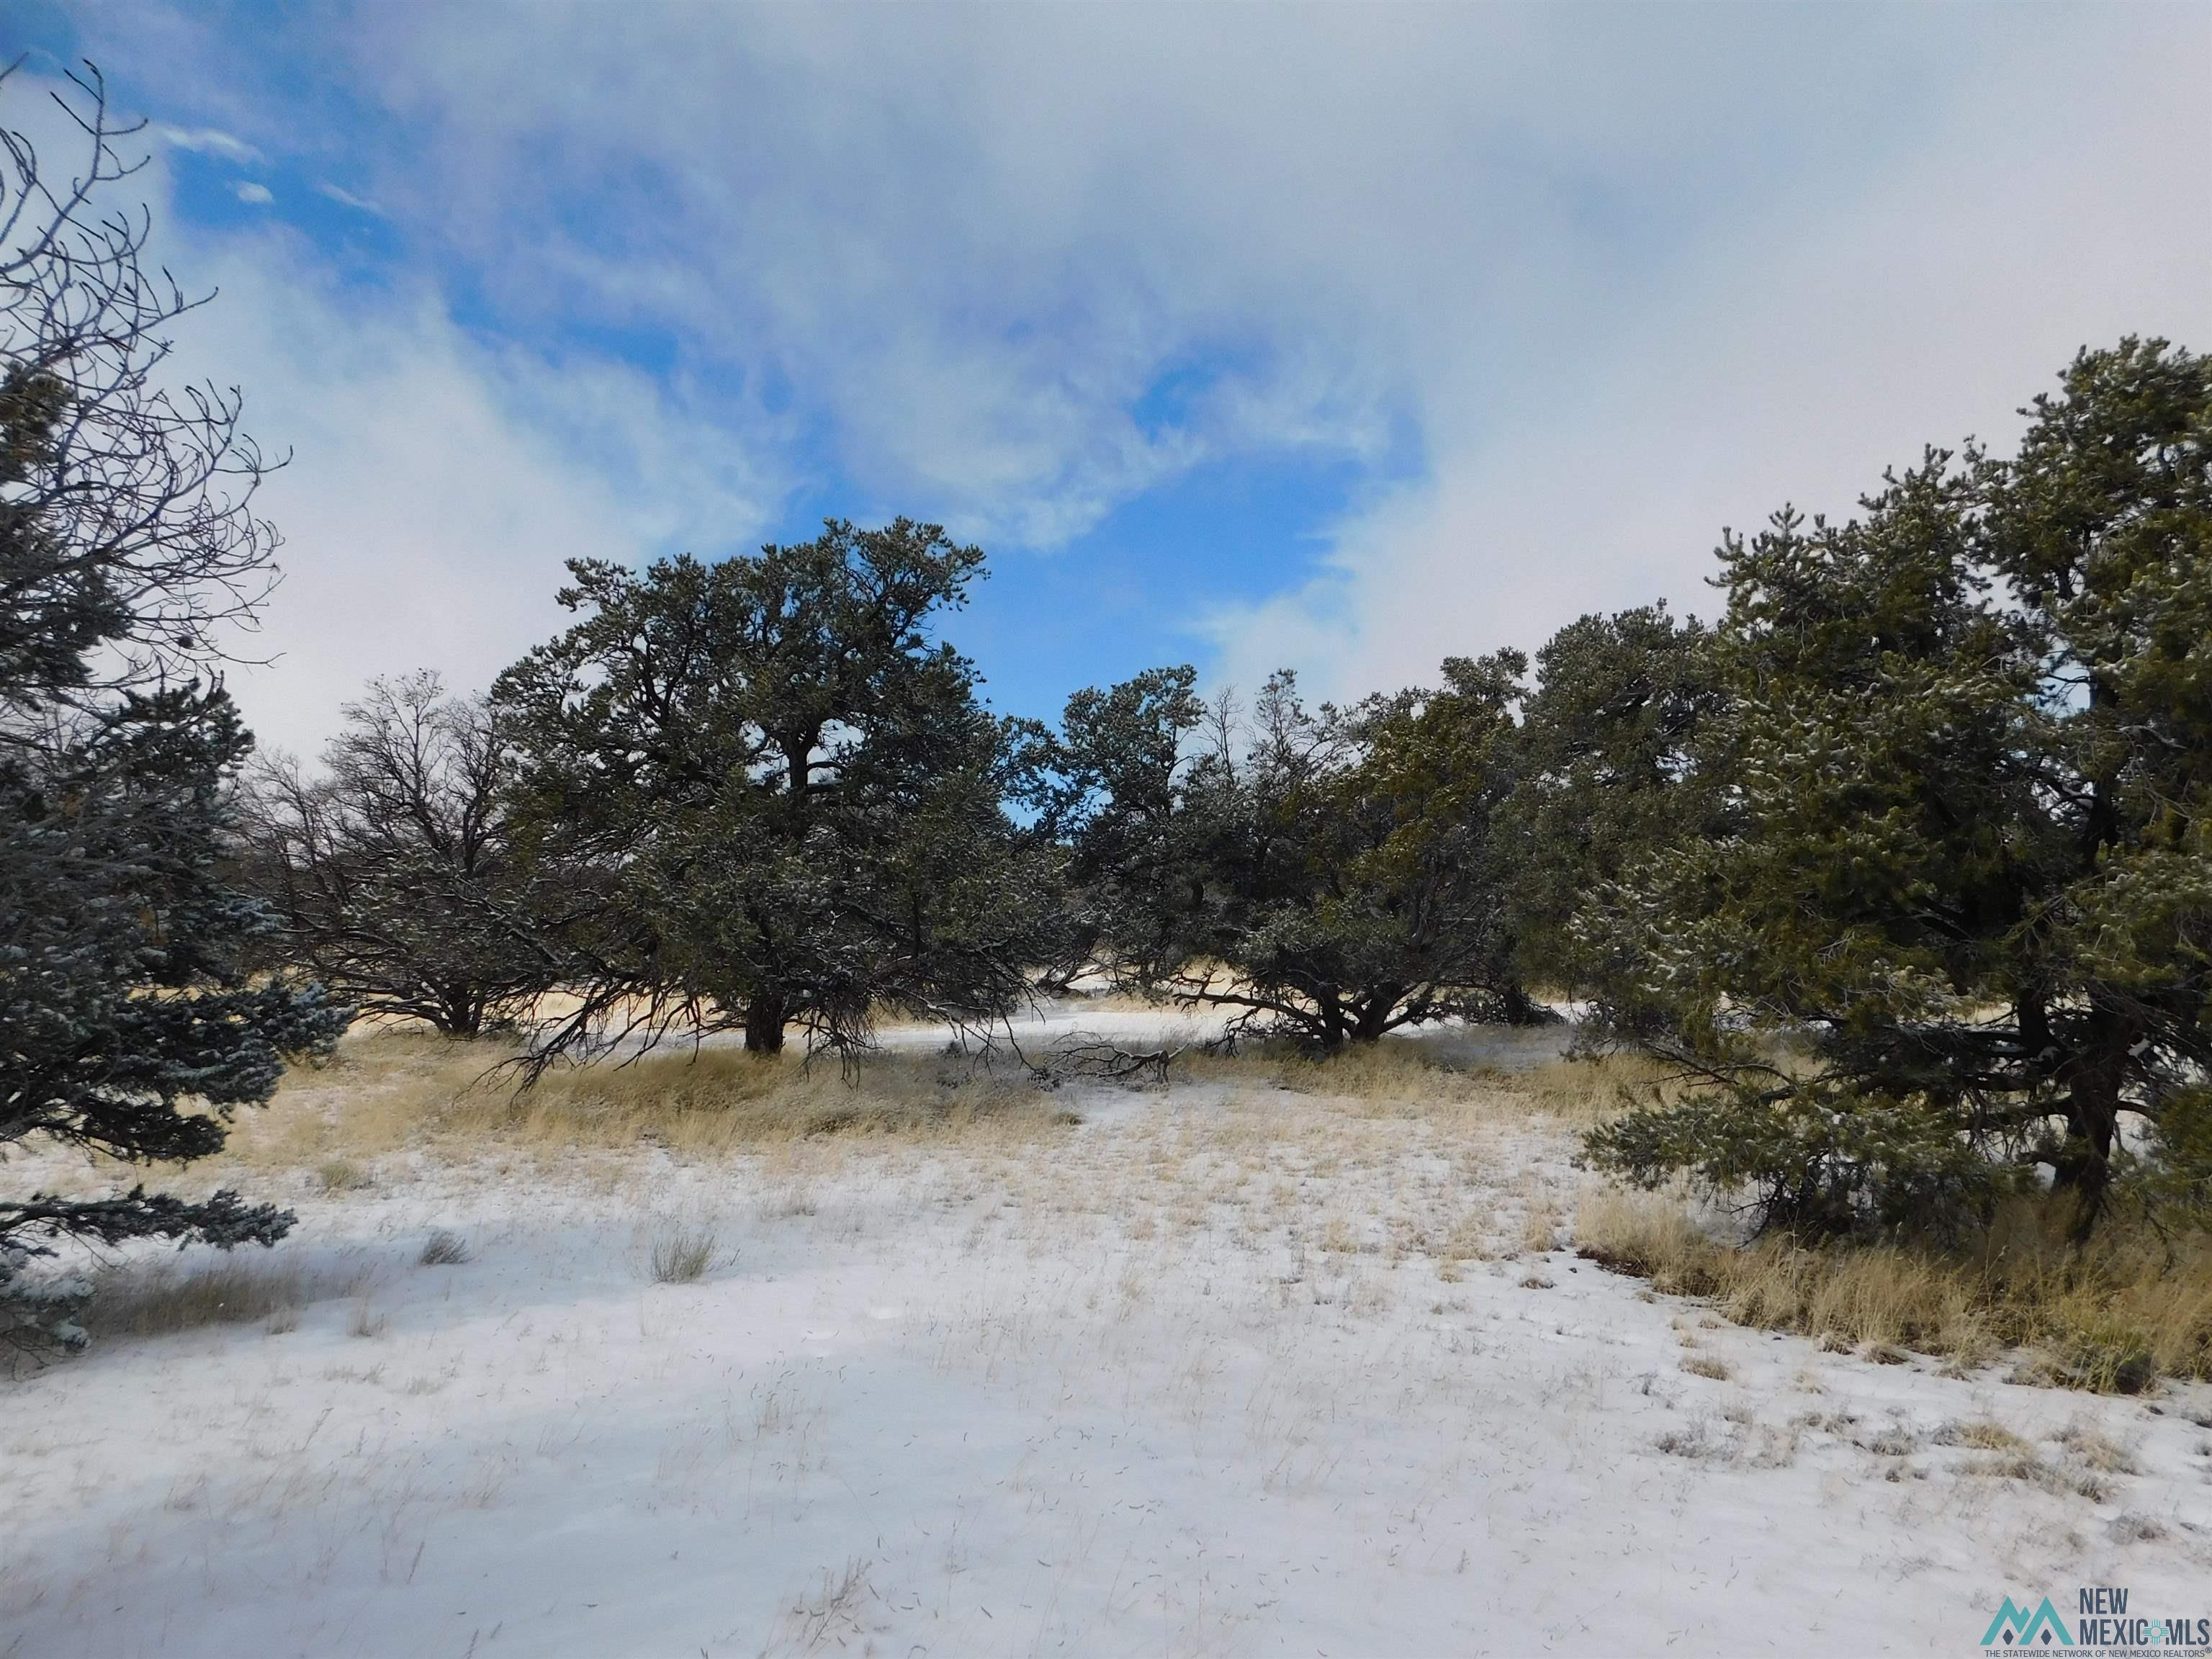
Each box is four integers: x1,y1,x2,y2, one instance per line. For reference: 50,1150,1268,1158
1064,655,1543,1050
1585,339,2212,1238
1501,603,1723,995
494,519,1057,1059
0,67,343,1304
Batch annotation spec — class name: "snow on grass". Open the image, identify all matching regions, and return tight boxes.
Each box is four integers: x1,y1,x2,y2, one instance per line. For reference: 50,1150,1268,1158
4,1038,2211,1656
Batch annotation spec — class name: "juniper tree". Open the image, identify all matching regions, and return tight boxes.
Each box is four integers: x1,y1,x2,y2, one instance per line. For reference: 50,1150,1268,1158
1583,340,2211,1238
0,63,343,1342
240,673,559,1036
1032,665,1205,994
1500,603,1723,999
493,520,1057,1062
1065,657,1542,1051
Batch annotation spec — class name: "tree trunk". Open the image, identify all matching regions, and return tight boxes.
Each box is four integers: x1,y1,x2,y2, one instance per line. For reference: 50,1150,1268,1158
2053,1009,2129,1237
1351,990,1398,1044
743,989,787,1056
439,985,484,1038
1498,982,1550,1028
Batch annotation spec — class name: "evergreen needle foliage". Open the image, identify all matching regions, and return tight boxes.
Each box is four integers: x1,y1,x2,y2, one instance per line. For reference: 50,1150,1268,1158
1051,657,1545,1050
1583,339,2212,1241
493,518,1058,1065
0,63,343,1349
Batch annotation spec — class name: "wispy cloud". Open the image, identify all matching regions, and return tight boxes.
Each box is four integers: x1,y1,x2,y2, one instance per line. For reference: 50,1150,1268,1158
155,122,261,163
156,233,786,755
232,180,271,204
314,180,380,215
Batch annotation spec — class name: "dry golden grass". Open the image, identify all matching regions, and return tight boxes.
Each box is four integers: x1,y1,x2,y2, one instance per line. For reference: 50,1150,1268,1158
1179,1042,1651,1131
201,1030,1081,1174
1575,1185,2212,1390
644,1219,724,1283
1509,1053,1668,1126
81,1254,368,1340
1937,1419,2030,1453
1179,1040,1491,1107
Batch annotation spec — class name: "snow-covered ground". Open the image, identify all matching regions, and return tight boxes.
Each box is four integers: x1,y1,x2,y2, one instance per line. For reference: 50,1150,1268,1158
6,1041,2211,1657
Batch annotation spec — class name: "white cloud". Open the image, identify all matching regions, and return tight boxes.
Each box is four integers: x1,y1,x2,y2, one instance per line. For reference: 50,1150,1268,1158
155,122,261,163
1208,12,2212,698
58,5,2212,732
232,180,271,204
330,6,2206,608
313,180,380,215
161,235,784,757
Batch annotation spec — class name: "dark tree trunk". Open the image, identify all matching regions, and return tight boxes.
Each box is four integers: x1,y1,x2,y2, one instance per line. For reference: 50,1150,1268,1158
744,989,787,1056
1498,982,1550,1027
1313,990,1349,1053
438,985,484,1038
2052,1008,2131,1237
1351,990,1398,1044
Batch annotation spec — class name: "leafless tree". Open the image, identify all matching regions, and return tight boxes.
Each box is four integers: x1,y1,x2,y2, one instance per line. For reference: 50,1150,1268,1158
1,56,281,714
241,673,561,1035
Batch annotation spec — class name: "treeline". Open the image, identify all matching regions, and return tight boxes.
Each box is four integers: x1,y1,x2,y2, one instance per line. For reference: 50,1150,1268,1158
237,338,2212,1246
1,71,2206,1351
235,537,1686,1058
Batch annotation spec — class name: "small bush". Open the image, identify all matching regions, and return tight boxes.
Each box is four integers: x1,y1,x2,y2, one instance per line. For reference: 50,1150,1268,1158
1682,1354,1732,1380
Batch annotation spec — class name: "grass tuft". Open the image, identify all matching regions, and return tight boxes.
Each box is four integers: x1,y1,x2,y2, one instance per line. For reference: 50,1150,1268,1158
318,1158,374,1192
647,1222,721,1285
418,1229,472,1266
82,1255,355,1340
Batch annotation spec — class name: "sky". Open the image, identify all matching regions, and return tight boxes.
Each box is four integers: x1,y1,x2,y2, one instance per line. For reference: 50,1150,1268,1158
5,2,2208,757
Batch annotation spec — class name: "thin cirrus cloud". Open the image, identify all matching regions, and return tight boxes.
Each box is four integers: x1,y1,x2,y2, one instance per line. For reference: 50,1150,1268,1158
20,2,2212,747
153,122,261,163
313,179,380,215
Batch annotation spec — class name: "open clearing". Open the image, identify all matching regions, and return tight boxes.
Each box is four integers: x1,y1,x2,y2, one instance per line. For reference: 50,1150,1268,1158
4,1020,2211,1657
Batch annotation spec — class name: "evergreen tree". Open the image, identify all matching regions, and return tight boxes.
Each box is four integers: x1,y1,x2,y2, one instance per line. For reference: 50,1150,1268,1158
1065,657,1542,1051
493,520,1055,1061
1033,665,1205,995
0,64,343,1346
1501,603,1722,998
1584,341,2211,1238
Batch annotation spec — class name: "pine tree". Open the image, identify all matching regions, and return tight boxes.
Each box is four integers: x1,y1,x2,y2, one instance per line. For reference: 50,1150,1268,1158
493,521,1056,1062
1062,657,1541,1051
1500,603,1722,999
0,64,343,1348
1583,341,2211,1238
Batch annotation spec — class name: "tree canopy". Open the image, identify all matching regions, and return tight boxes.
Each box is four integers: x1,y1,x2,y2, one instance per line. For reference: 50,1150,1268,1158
1060,656,1543,1051
493,518,1056,1061
1583,339,2212,1238
240,672,559,1037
